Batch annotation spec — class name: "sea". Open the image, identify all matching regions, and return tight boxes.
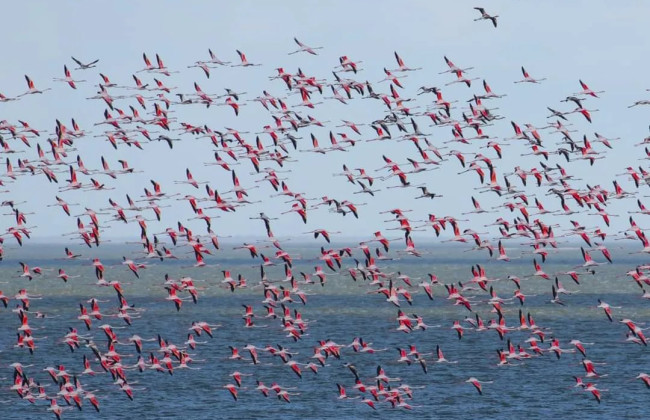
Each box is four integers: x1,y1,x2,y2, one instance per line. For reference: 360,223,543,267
0,242,648,419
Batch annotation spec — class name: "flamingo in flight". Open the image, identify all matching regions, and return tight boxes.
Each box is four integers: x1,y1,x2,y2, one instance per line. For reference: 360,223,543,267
514,67,546,84
233,50,262,67
466,377,493,395
18,75,52,96
289,37,323,55
52,65,86,89
71,56,99,69
473,7,498,27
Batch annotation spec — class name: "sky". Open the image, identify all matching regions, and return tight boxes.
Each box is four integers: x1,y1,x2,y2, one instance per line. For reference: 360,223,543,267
1,1,650,245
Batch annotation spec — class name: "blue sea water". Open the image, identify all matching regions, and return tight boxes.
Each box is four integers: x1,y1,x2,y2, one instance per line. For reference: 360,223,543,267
0,243,648,419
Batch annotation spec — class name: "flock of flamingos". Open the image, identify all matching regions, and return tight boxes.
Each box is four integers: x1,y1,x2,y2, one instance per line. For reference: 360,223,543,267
1,7,650,417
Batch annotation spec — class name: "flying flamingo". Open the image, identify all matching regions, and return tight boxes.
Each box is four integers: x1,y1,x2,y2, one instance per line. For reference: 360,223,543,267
71,56,99,69
52,65,86,89
232,50,261,67
514,67,546,84
473,7,498,27
466,377,493,395
18,75,52,96
288,37,323,55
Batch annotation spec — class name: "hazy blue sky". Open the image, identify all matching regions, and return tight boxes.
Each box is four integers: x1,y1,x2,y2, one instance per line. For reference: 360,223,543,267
1,1,650,243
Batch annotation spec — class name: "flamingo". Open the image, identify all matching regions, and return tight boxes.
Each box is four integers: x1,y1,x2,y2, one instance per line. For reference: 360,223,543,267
223,384,240,401
635,373,650,389
289,37,323,55
574,80,604,97
597,299,620,322
47,399,65,419
584,383,606,403
52,65,86,89
391,51,422,72
19,75,52,96
233,50,261,67
466,377,492,395
514,67,546,84
473,7,498,27
71,56,99,69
